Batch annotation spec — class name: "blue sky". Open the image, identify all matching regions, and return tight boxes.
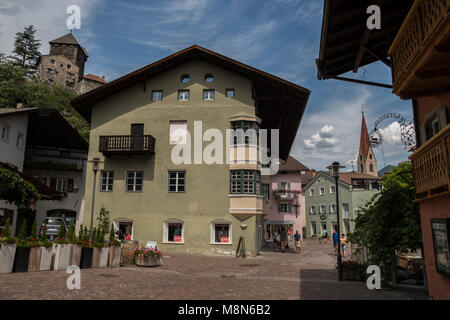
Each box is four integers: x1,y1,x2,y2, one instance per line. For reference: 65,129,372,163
0,0,414,171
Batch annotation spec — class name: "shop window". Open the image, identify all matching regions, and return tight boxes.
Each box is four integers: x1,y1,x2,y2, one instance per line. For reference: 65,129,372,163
163,220,184,243
210,221,231,244
115,220,133,241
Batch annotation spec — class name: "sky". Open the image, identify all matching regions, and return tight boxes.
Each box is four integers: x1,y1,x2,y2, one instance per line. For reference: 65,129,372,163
0,0,414,171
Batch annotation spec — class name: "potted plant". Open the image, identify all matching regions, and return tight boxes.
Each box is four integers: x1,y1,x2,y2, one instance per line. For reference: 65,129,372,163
341,260,366,281
0,218,17,273
52,220,70,270
92,228,108,268
67,224,82,267
79,225,93,269
13,219,31,273
27,218,42,272
38,223,53,271
108,224,121,268
134,247,162,267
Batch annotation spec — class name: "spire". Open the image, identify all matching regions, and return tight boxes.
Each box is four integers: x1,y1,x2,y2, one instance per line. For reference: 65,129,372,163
359,112,371,157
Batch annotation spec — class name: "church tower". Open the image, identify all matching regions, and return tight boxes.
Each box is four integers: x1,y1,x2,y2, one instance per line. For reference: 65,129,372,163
357,111,378,176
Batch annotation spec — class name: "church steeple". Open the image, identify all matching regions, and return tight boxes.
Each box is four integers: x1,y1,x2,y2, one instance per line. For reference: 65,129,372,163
357,110,378,176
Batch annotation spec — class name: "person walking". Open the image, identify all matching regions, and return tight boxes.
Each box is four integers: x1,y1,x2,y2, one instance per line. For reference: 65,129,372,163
294,230,302,253
340,234,348,259
322,228,328,244
273,230,279,252
318,232,322,244
332,230,339,255
280,228,288,253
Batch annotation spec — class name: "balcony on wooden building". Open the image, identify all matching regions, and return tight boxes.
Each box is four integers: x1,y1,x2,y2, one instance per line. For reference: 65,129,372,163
99,135,156,156
409,124,450,201
389,0,450,99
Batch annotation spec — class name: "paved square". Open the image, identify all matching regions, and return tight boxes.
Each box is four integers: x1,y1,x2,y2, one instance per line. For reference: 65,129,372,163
0,240,427,300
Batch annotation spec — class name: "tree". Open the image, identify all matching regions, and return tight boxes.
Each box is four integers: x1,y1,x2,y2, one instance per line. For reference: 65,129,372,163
0,163,40,207
30,218,37,240
97,206,110,234
348,161,421,283
57,220,66,240
10,25,41,74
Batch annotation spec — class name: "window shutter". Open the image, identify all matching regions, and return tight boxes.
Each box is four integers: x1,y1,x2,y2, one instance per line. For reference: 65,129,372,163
50,178,57,189
67,179,74,193
277,182,281,190
288,204,292,213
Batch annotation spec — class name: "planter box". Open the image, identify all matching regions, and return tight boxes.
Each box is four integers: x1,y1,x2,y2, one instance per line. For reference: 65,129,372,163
40,247,53,271
28,247,42,272
135,255,162,267
99,248,109,268
13,247,31,273
80,247,93,269
0,244,17,273
69,245,82,267
92,247,101,268
109,246,121,268
53,244,71,271
342,269,364,281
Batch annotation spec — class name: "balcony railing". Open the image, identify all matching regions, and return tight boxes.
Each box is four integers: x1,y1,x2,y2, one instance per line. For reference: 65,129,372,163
389,0,450,97
409,124,450,200
274,189,294,200
99,135,155,155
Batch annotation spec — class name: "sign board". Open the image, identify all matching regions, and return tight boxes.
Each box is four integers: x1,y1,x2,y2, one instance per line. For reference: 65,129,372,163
174,236,182,242
146,241,158,250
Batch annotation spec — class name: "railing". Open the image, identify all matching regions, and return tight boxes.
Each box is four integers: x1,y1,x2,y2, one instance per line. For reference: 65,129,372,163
99,135,155,155
274,189,294,200
409,124,450,200
389,0,450,88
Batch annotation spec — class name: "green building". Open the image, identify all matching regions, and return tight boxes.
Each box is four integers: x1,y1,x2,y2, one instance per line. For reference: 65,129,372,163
70,45,310,256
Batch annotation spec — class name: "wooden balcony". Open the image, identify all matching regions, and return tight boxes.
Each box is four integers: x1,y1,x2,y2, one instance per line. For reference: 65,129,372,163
389,0,450,99
409,124,450,200
99,135,155,156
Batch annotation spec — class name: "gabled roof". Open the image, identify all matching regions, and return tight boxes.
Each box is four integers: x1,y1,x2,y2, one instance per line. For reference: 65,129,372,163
359,112,371,157
70,45,311,160
83,74,107,84
49,33,88,57
303,170,380,191
277,155,310,172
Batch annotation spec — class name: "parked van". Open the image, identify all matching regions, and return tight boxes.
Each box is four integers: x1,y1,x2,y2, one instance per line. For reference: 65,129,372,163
40,217,68,241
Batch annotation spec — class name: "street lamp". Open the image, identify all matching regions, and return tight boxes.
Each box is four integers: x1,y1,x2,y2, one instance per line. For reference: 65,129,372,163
327,161,345,281
88,157,103,242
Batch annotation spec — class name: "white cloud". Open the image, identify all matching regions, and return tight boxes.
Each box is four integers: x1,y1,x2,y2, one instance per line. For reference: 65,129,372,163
304,125,338,150
379,121,401,145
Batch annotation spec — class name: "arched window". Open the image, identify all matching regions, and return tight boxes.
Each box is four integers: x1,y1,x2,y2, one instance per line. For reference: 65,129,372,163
180,74,190,83
204,74,214,83
361,165,364,172
369,163,374,172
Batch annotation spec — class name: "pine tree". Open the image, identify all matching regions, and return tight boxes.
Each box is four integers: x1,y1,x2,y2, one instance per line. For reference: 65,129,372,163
18,219,28,241
67,224,76,242
10,25,41,74
30,218,37,240
2,218,11,238
57,219,66,240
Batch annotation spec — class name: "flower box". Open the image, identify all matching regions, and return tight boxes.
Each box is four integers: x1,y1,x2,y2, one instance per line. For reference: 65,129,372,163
109,246,121,268
28,247,42,272
135,255,162,267
53,244,71,270
13,247,30,273
0,244,17,273
69,245,82,267
40,247,53,271
80,247,93,269
99,247,109,268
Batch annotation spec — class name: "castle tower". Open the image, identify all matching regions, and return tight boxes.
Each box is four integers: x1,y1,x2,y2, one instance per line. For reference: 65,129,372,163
49,33,88,79
357,111,378,176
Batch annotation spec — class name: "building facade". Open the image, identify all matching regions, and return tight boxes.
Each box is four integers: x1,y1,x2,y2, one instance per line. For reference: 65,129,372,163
70,45,310,256
263,156,309,242
0,107,88,235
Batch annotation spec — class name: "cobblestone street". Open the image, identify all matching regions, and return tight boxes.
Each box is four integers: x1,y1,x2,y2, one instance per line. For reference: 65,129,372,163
0,240,428,300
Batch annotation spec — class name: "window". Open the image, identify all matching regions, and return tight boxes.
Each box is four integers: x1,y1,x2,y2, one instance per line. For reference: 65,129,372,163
126,171,143,192
230,120,259,146
311,221,317,235
230,170,261,195
205,74,214,83
262,183,270,201
56,179,68,193
100,171,114,192
180,74,190,83
211,221,231,244
152,90,163,101
203,89,214,101
330,185,336,194
319,187,325,196
226,88,235,98
310,189,315,197
178,90,190,101
169,120,187,145
278,203,292,213
163,220,184,243
330,204,336,213
67,64,72,69
342,203,349,216
50,59,55,64
369,163,374,172
67,72,75,80
309,206,316,215
16,133,24,149
168,171,185,193
1,125,9,143
319,205,326,214
279,181,289,191
369,154,373,160
47,68,53,74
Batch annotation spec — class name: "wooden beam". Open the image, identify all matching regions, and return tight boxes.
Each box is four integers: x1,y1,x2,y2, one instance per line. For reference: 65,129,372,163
353,30,372,73
327,75,393,89
415,65,450,79
363,45,391,67
399,85,450,100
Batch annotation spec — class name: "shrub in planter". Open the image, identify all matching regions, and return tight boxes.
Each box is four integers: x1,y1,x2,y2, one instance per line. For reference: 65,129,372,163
52,221,70,271
341,261,366,281
0,218,17,273
27,218,42,272
108,224,121,268
92,228,108,268
133,247,162,267
80,240,93,269
67,224,82,267
13,219,31,273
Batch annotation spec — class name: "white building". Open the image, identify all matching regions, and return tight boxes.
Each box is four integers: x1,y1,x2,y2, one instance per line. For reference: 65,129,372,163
0,107,88,235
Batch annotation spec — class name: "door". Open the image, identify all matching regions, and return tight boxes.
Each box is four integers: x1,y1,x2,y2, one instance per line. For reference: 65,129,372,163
130,124,144,150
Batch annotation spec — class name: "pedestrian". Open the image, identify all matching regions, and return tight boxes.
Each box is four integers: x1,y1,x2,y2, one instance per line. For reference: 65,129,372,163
340,234,348,259
322,228,328,244
280,228,288,253
318,232,322,244
273,230,279,251
294,230,302,253
332,230,338,255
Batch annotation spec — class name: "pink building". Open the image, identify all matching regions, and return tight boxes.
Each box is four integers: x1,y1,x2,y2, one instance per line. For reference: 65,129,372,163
264,156,309,242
